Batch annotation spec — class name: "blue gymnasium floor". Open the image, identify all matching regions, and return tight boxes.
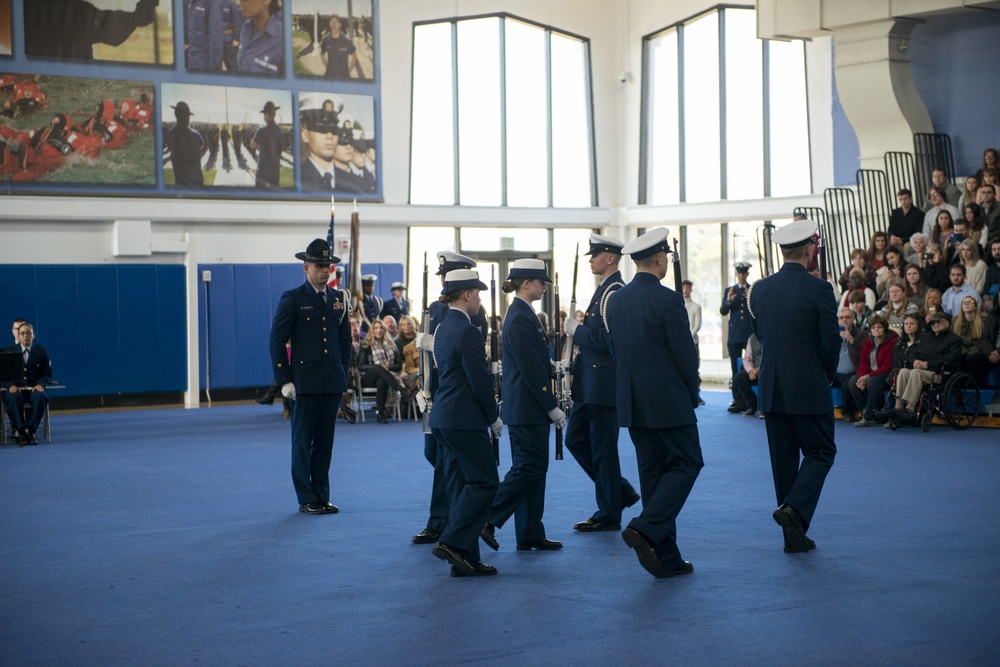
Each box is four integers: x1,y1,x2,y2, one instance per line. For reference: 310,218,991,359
2,391,999,666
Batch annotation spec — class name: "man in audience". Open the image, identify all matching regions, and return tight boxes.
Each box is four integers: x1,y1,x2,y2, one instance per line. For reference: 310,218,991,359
982,240,1000,309
923,168,961,210
941,264,981,316
923,186,960,236
4,322,52,445
732,333,761,417
894,312,961,417
981,184,1000,243
681,279,704,405
889,189,925,251
721,262,753,412
834,307,868,421
379,282,409,322
984,307,1000,379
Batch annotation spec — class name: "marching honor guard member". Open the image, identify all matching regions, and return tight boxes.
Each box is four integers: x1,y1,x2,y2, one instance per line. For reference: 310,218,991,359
269,239,352,515
429,269,503,577
412,252,488,545
563,234,640,532
748,219,840,553
606,228,703,579
481,259,566,553
721,262,753,411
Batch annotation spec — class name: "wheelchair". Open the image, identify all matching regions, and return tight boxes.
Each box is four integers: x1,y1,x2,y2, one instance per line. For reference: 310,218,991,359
875,365,980,432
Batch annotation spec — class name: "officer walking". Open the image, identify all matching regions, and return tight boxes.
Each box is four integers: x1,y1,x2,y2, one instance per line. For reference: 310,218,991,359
269,239,352,514
250,100,283,188
428,269,503,577
412,252,489,545
748,219,840,553
721,262,753,411
606,228,703,579
562,234,640,532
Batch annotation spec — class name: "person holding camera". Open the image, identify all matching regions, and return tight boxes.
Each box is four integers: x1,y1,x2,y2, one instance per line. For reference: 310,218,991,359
920,244,951,292
721,262,753,411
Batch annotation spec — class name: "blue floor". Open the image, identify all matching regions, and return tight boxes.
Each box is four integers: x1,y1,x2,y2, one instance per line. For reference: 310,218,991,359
2,392,999,665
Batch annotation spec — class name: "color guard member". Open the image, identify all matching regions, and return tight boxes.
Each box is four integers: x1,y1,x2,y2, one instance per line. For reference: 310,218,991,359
722,262,753,412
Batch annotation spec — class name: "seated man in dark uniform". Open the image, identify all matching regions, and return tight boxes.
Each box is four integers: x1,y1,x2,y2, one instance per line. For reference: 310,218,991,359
4,322,52,445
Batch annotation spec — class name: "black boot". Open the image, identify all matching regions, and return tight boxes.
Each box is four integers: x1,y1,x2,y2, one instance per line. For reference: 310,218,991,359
255,384,277,405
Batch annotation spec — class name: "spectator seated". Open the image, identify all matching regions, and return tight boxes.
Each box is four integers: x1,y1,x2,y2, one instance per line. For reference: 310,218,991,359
2,322,52,445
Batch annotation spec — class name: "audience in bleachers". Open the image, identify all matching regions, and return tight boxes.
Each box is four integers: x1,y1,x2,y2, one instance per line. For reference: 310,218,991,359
942,264,982,316
893,314,923,372
849,315,897,427
982,241,1000,308
878,280,920,335
918,289,943,330
904,265,928,308
839,248,877,293
867,231,889,270
841,268,876,311
921,244,950,291
848,290,874,330
395,315,417,360
954,239,987,293
958,175,980,211
875,246,906,301
980,183,1000,242
952,296,990,385
924,186,960,237
929,209,957,249
974,148,998,184
889,189,925,251
905,232,930,268
962,202,987,249
893,311,962,417
835,307,869,422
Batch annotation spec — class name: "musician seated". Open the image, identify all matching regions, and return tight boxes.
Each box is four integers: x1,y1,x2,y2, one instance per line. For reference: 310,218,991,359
4,322,52,445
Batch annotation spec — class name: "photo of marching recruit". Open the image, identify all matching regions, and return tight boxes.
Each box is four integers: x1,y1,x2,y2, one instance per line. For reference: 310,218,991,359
161,82,293,189
291,0,375,81
297,91,376,196
0,73,155,185
22,0,174,66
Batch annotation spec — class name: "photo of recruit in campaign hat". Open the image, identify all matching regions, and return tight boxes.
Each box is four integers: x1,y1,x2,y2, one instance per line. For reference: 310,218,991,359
772,219,819,249
260,101,280,114
506,258,552,283
584,233,624,256
295,238,340,264
436,251,477,275
171,100,193,117
623,227,670,260
441,269,487,295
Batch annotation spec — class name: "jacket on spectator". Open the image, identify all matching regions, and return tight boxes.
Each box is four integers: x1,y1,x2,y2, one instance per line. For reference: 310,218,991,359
921,261,951,292
893,333,922,370
358,343,402,374
857,330,898,377
843,325,869,371
913,327,962,372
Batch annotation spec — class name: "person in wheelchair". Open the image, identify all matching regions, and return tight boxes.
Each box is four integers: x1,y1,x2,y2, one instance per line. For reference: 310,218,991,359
848,315,897,427
892,312,962,421
951,295,991,386
4,322,52,445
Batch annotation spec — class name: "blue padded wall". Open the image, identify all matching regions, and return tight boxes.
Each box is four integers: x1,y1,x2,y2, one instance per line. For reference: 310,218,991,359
0,265,187,396
197,262,403,390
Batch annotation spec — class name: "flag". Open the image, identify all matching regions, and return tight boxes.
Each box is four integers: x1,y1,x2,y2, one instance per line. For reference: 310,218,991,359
349,199,362,312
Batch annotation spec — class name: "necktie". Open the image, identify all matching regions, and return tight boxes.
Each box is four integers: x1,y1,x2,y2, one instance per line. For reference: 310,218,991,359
320,290,327,306
323,173,334,190
23,348,29,364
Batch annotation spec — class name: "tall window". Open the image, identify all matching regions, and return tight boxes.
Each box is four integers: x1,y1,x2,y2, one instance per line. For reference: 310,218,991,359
410,15,596,207
640,7,811,205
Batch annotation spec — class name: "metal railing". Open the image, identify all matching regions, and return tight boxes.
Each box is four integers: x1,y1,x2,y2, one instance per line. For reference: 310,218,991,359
913,133,955,191
884,151,915,199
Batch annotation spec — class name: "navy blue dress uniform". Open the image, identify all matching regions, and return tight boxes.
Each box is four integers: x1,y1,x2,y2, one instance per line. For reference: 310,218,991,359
379,282,410,322
564,234,639,532
484,259,564,551
412,252,487,545
721,262,754,404
429,270,502,576
3,326,52,445
606,228,704,579
269,239,353,514
748,219,840,553
358,275,383,334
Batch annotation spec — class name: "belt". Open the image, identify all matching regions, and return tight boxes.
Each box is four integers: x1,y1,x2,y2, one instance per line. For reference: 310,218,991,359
222,28,234,35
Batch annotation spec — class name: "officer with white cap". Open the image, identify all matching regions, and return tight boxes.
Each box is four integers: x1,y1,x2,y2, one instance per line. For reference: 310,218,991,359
358,274,382,334
481,259,565,552
722,261,754,411
605,227,703,579
379,281,409,322
428,269,502,577
562,234,640,532
748,218,839,554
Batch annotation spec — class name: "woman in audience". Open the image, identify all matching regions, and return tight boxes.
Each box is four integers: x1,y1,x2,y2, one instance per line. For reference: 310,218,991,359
849,315,897,427
919,288,943,331
868,231,889,270
878,279,919,335
395,315,418,359
875,246,906,302
954,239,987,293
958,175,980,211
848,289,874,330
962,202,987,249
979,168,1000,204
952,295,990,384
359,319,404,423
839,248,877,293
975,148,999,184
903,265,927,308
905,233,930,268
841,267,876,311
893,314,923,372
930,209,956,248
920,244,951,291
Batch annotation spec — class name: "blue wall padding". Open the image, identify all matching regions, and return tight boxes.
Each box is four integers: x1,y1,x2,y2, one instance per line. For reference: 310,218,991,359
0,265,187,396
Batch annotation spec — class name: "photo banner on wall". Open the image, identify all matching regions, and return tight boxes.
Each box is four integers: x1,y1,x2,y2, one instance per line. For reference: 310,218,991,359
291,0,375,82
0,0,11,57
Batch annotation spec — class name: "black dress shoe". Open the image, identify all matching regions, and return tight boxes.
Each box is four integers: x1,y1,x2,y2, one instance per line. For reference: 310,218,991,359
785,536,816,553
773,504,808,553
450,561,498,577
623,491,641,509
742,406,757,417
376,411,388,424
516,538,563,551
727,402,747,414
341,406,358,424
573,518,621,532
412,528,441,544
621,527,669,578
321,501,339,513
255,391,275,405
480,523,499,551
299,502,328,514
432,542,476,576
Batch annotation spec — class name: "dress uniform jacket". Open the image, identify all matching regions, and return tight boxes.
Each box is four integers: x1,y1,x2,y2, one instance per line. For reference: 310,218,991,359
749,262,840,414
605,273,699,428
3,344,52,387
570,271,625,406
502,297,557,425
720,285,753,345
429,310,498,430
380,297,410,323
270,282,352,394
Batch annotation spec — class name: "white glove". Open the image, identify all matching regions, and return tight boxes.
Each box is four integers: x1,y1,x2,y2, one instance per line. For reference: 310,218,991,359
563,318,579,337
548,407,567,430
415,332,435,351
281,382,296,400
490,417,503,439
415,391,427,412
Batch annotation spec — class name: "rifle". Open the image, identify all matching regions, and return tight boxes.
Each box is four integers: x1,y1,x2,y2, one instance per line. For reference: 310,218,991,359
419,253,432,434
816,220,828,284
672,238,683,292
552,273,564,460
489,266,501,466
560,244,580,393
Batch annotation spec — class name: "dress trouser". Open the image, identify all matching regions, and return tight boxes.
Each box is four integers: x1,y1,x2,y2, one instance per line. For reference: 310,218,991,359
848,373,890,419
626,425,703,570
290,393,342,505
423,433,451,533
564,401,635,524
489,423,550,544
727,342,746,398
4,389,48,431
432,427,500,562
764,412,836,533
732,370,758,409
